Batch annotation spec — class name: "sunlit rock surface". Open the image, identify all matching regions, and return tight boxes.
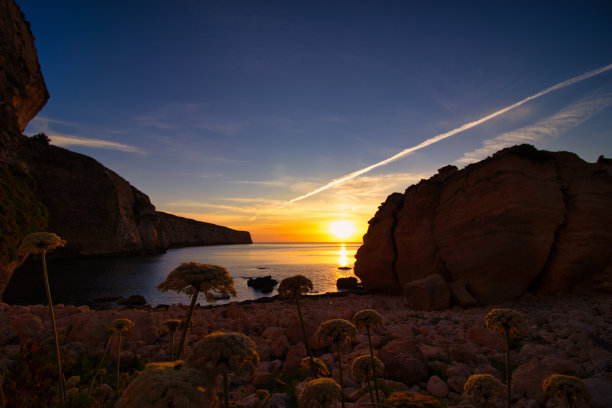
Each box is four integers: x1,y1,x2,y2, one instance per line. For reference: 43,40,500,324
355,145,612,305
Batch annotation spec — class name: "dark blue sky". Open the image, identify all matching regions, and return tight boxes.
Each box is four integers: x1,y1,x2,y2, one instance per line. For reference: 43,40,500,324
18,0,612,241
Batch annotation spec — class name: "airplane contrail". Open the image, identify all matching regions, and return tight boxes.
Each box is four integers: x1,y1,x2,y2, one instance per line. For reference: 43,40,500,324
257,62,612,216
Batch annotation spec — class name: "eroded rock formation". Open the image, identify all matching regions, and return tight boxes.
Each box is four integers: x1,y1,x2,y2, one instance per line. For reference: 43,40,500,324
0,0,251,299
355,145,612,306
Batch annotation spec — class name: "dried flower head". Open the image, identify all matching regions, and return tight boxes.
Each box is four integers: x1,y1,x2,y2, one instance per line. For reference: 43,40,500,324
300,357,330,377
278,275,313,299
315,319,357,345
22,232,66,253
108,318,135,333
115,361,215,408
157,262,237,302
351,355,384,383
353,309,383,330
162,319,181,332
187,331,259,375
464,374,507,402
384,391,443,408
485,308,529,337
542,374,591,404
298,377,341,408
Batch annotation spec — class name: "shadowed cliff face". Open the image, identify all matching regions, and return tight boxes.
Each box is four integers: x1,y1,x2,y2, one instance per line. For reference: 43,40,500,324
0,0,251,300
18,138,253,259
355,145,612,306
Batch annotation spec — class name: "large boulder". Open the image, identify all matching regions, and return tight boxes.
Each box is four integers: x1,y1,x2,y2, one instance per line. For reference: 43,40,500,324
355,145,612,306
403,273,451,311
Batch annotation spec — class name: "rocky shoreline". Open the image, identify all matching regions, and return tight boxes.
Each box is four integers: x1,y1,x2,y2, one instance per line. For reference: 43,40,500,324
2,292,611,407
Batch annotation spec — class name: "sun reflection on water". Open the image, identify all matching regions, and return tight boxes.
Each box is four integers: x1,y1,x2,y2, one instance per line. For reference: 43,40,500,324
339,244,349,267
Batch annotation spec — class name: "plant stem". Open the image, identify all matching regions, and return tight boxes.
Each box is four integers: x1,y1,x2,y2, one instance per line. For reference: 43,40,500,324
117,332,123,391
336,341,345,408
177,292,198,360
296,295,317,378
366,372,374,404
223,370,230,408
504,327,511,408
89,335,113,396
366,326,380,404
42,250,66,403
170,330,175,361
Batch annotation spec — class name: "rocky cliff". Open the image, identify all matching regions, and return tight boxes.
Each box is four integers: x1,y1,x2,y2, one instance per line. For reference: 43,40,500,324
0,0,251,299
355,145,612,307
18,137,252,259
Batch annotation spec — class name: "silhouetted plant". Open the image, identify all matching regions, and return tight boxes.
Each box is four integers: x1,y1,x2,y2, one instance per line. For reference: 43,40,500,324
485,308,528,408
30,132,51,145
161,319,181,361
88,326,117,396
351,355,384,404
115,361,215,407
298,377,341,408
353,308,383,404
315,319,357,408
157,262,237,360
108,318,135,391
22,232,67,403
385,391,443,408
187,331,259,408
542,374,591,408
278,275,318,378
464,374,506,408
300,357,330,377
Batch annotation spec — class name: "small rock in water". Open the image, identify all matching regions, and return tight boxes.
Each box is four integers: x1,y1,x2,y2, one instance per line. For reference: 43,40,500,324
118,295,147,306
336,276,359,289
247,275,278,293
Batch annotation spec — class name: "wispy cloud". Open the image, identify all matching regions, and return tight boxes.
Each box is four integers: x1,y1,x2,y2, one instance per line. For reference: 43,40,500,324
229,180,287,186
456,85,612,165
258,62,612,214
50,134,146,154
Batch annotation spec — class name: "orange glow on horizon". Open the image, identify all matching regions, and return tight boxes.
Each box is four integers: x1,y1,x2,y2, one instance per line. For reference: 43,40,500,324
170,211,368,243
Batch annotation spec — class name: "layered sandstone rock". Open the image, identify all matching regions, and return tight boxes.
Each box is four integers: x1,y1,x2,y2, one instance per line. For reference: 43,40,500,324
355,145,612,306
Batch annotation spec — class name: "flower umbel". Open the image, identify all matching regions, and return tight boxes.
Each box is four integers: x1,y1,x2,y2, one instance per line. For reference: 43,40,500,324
464,374,507,405
352,309,383,330
543,374,591,407
22,232,66,254
484,309,529,337
278,275,313,299
300,357,330,377
351,355,384,382
187,331,259,375
315,319,357,345
157,262,237,301
298,378,341,408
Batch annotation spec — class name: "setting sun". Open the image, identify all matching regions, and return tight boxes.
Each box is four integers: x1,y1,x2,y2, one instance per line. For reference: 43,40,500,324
329,220,357,240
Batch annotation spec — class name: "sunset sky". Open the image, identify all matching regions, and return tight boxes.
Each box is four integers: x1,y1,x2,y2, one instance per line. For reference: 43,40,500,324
19,1,612,242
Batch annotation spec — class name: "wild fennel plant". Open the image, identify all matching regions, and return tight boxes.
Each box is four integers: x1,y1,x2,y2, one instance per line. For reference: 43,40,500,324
278,275,318,378
21,232,67,403
485,308,528,408
187,331,259,408
315,319,357,408
353,309,383,404
157,262,236,360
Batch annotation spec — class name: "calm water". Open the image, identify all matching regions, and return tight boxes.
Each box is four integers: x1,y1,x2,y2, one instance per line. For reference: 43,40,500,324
4,243,360,307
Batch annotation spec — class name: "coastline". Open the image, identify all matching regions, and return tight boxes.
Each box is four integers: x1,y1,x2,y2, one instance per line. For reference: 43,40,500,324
2,292,611,407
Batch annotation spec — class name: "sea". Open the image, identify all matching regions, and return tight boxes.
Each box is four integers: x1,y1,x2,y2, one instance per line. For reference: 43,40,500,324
4,242,361,307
